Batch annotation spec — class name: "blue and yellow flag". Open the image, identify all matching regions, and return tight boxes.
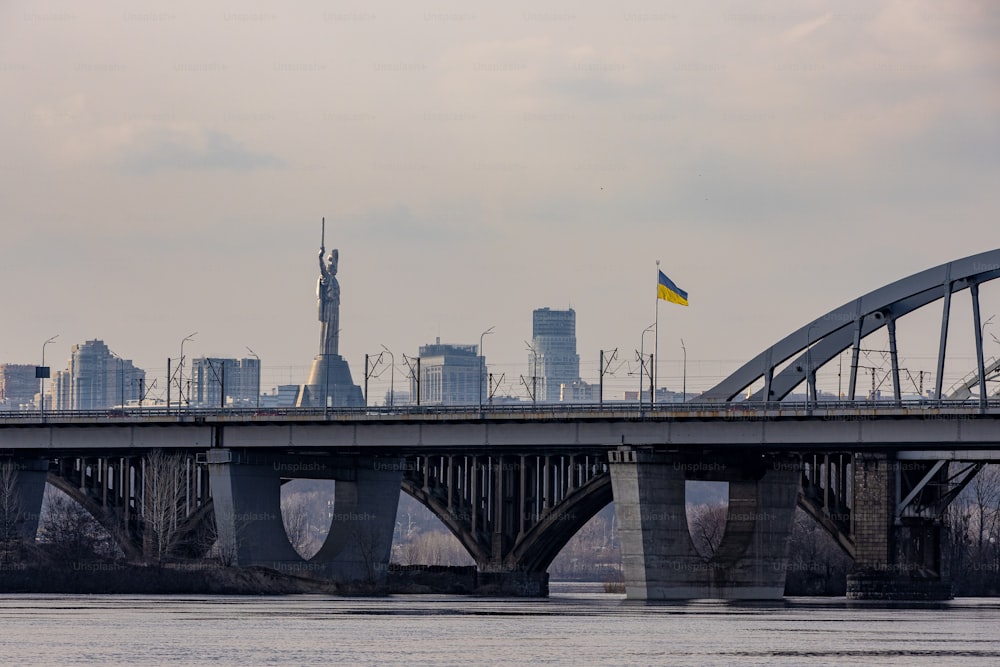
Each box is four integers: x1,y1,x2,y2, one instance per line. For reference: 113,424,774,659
657,270,688,306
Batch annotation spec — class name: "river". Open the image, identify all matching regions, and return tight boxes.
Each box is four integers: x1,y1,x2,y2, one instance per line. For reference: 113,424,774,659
1,584,998,666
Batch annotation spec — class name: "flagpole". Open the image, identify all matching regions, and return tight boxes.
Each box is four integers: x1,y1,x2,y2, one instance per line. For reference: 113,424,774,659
654,259,660,406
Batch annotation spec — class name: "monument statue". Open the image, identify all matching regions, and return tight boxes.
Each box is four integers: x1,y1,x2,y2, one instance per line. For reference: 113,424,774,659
317,243,340,357
297,218,364,409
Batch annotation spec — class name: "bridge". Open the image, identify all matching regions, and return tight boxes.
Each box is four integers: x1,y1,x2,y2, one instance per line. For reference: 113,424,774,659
2,248,1000,601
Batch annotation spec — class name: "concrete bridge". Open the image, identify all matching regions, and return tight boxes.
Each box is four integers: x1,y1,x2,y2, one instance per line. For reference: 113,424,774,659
2,248,1000,601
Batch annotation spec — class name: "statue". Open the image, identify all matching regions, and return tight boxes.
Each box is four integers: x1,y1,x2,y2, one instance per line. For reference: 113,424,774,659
317,222,340,357
297,217,364,409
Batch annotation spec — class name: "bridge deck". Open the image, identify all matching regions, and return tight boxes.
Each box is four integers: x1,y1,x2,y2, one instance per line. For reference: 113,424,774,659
1,401,999,454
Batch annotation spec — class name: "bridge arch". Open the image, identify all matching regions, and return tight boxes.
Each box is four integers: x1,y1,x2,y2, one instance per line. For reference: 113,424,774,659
700,249,1000,404
401,453,612,585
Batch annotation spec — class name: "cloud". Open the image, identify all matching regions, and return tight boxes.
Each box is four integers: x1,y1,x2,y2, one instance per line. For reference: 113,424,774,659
345,202,495,246
119,129,282,173
783,12,833,42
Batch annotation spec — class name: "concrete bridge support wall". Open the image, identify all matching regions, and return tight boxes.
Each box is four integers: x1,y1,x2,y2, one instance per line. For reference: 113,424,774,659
2,459,48,542
311,461,403,582
207,450,401,583
847,453,952,600
608,448,799,600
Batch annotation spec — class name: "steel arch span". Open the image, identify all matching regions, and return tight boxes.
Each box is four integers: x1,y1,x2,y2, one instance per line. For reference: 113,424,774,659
700,249,1000,404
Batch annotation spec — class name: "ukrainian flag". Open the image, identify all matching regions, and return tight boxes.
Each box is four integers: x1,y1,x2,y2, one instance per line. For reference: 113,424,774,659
657,270,688,306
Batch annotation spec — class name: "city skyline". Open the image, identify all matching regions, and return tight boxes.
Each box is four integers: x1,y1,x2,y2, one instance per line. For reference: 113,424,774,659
1,1,997,403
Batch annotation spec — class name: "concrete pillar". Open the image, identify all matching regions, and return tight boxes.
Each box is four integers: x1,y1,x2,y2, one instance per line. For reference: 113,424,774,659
209,449,402,583
2,459,48,542
847,453,952,600
608,448,799,600
312,457,402,582
207,450,300,569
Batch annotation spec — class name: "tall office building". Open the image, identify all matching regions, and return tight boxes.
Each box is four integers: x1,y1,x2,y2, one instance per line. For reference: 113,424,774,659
0,364,38,411
189,356,261,407
49,340,145,410
531,308,580,402
412,339,484,406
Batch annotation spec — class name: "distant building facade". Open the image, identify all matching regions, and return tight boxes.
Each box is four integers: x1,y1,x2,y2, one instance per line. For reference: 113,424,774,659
49,340,145,410
260,384,301,409
189,357,261,407
560,380,599,403
531,307,580,402
413,339,484,406
0,364,38,411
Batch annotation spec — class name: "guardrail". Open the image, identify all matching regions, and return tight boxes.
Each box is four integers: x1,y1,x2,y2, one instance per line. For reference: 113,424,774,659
2,398,999,424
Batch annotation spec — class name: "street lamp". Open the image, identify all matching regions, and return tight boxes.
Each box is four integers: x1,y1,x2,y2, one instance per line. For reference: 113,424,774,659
524,340,539,405
639,322,655,406
381,344,395,407
246,346,260,410
179,331,196,409
39,334,58,417
479,326,494,409
806,322,820,413
680,338,687,402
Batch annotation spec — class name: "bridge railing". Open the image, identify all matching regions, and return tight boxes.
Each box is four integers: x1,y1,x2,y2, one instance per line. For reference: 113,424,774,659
2,397,999,425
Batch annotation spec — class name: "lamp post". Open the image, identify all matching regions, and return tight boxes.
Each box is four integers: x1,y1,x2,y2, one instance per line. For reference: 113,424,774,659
39,334,58,417
680,338,687,403
179,331,196,410
246,346,260,410
524,340,539,405
806,322,820,414
381,344,394,407
478,326,494,410
639,322,655,406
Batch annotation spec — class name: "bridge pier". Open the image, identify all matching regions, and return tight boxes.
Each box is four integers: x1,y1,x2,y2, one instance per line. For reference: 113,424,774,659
847,453,953,600
207,449,402,583
1,458,47,543
608,448,799,600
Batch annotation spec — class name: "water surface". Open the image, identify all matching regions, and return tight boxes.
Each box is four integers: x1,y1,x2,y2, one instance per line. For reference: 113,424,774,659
1,584,997,666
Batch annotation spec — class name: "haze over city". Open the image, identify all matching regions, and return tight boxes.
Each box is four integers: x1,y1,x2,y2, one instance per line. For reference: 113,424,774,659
2,1,998,401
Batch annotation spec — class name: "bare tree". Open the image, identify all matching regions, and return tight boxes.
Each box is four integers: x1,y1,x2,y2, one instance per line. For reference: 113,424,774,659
142,450,186,562
281,494,319,558
351,520,388,585
0,462,22,561
203,509,248,567
39,486,119,564
970,465,1000,556
687,502,728,559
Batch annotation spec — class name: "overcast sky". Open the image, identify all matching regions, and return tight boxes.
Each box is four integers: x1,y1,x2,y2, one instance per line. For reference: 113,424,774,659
2,1,998,401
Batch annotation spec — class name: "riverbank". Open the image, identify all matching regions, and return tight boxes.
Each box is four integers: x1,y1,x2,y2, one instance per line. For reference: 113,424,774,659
0,561,538,596
0,561,338,595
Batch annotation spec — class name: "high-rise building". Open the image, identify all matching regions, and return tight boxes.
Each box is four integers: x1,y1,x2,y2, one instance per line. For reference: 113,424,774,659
49,340,145,410
412,338,484,406
189,357,261,407
0,364,38,411
531,307,580,402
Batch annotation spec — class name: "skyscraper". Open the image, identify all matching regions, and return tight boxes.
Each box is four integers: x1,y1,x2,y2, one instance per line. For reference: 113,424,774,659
49,340,145,410
531,308,580,402
190,357,261,407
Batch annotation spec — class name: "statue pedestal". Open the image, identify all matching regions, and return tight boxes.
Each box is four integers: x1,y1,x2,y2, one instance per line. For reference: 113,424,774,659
296,354,364,408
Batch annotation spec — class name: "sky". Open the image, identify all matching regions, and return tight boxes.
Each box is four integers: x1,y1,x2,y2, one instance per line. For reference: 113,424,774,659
2,0,999,403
